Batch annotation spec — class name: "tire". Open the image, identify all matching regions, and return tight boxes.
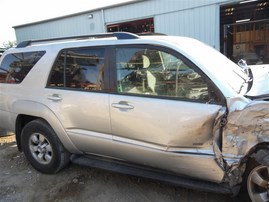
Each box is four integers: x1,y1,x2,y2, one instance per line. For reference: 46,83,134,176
21,119,70,174
238,158,269,202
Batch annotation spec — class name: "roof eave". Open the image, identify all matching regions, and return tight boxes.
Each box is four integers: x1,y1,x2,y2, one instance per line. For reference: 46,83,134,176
13,0,145,29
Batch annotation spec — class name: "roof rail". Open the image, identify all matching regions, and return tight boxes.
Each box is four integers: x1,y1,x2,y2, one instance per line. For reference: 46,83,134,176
16,32,140,48
137,32,167,36
114,32,139,39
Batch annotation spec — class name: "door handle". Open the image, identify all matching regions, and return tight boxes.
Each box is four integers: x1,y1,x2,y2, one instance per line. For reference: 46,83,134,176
112,101,134,110
47,94,62,101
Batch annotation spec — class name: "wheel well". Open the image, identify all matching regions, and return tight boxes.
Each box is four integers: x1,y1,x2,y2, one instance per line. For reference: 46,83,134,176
222,143,269,196
245,143,269,162
15,114,39,151
237,143,269,173
235,144,269,199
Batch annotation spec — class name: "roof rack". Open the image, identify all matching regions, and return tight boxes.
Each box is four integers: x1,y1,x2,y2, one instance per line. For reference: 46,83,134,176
16,32,140,48
137,32,167,36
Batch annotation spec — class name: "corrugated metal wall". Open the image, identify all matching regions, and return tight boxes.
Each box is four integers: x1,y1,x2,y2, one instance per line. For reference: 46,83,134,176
15,10,105,42
155,4,220,49
104,0,228,50
14,0,231,50
105,0,222,23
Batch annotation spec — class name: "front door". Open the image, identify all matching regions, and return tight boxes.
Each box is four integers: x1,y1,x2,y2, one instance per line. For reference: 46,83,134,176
109,46,225,182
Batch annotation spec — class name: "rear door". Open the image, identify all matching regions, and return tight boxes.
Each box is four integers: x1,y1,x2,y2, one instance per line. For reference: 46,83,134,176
44,47,112,154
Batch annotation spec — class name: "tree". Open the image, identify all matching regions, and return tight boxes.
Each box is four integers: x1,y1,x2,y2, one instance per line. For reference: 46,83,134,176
2,41,17,50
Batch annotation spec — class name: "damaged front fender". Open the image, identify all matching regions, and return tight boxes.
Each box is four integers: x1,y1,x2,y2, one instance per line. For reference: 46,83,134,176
221,97,269,184
223,99,269,160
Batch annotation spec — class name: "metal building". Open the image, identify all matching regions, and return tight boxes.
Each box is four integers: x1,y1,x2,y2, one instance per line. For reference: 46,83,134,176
13,0,269,64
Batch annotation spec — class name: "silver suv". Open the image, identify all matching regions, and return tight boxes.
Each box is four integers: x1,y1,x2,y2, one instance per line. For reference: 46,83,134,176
0,32,269,202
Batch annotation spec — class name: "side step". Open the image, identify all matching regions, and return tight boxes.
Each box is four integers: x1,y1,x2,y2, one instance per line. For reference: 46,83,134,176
71,154,233,195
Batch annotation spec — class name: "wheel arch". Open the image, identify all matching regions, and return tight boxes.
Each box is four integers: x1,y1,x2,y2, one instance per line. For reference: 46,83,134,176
235,143,269,201
248,143,269,166
13,100,80,154
240,142,269,167
223,142,269,193
15,114,37,151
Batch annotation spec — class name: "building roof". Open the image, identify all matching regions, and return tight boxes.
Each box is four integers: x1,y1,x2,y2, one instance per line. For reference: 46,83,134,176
13,0,144,28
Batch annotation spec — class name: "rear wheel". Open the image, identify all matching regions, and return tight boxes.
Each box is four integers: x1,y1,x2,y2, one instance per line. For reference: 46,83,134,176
21,119,70,174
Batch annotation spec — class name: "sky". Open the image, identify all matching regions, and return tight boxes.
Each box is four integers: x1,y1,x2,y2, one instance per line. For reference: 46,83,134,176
1,0,132,46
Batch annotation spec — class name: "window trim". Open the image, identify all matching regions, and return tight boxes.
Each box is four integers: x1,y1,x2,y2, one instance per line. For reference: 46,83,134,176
111,44,226,105
45,44,226,105
46,46,110,93
0,50,46,84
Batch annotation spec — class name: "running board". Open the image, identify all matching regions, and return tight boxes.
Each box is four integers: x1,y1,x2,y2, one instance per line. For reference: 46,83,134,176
71,154,234,195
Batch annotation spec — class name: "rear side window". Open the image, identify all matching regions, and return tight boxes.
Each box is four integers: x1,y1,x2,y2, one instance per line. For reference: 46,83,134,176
0,51,45,84
48,48,105,91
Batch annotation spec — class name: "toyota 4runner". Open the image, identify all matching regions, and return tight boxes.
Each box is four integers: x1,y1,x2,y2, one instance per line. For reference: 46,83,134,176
1,32,269,202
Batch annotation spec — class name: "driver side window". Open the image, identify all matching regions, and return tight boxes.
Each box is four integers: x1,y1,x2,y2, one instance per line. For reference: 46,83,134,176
116,47,212,102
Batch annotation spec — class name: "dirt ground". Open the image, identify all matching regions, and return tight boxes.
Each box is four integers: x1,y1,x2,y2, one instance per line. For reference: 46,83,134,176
0,135,233,202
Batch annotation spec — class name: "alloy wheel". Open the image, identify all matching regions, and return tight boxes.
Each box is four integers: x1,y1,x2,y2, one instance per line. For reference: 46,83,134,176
247,165,269,202
29,133,53,165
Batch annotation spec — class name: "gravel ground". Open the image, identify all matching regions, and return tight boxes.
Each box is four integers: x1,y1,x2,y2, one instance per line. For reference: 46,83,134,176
0,135,234,202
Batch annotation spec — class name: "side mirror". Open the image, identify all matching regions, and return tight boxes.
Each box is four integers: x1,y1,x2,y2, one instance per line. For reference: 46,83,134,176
238,59,248,70
238,59,253,83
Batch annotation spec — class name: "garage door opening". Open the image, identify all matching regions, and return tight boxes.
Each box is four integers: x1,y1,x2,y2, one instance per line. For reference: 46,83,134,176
107,18,154,33
220,0,269,65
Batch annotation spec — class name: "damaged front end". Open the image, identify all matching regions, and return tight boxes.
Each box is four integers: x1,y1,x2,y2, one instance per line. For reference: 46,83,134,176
217,95,269,187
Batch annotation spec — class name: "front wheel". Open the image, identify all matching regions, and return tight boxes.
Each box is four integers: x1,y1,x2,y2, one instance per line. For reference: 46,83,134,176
21,119,70,174
239,158,269,202
247,164,269,202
